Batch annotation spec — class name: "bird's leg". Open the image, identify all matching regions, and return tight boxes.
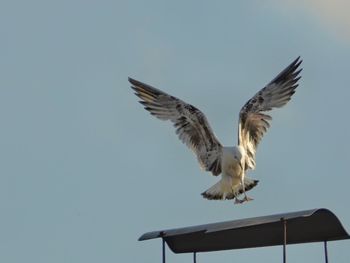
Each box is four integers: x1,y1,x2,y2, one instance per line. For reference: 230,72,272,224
241,177,254,202
239,177,254,203
234,160,253,204
234,179,246,204
233,183,245,204
222,192,227,200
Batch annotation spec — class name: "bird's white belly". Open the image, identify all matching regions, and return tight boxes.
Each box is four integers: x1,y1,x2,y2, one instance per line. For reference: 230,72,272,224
222,152,242,178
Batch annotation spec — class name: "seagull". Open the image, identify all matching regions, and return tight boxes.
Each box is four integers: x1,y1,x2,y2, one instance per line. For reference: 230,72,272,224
129,57,302,204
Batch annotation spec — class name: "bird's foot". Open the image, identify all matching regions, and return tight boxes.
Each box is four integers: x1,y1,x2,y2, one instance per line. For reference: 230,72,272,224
234,196,254,204
234,197,244,204
244,196,254,202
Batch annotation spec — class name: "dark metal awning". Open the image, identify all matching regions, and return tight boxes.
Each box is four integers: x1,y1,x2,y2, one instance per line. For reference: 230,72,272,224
139,208,349,257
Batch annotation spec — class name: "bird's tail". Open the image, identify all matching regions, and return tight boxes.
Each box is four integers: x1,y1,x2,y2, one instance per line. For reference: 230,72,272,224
201,177,259,200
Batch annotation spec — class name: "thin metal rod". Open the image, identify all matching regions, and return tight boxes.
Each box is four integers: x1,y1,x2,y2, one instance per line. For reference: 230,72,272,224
282,218,287,263
193,252,197,263
324,241,328,263
162,238,166,263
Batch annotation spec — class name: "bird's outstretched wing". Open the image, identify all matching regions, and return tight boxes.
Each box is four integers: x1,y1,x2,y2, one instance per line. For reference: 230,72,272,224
238,57,302,170
129,78,222,176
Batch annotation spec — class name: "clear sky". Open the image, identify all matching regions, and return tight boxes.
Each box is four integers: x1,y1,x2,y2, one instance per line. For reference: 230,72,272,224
1,0,349,262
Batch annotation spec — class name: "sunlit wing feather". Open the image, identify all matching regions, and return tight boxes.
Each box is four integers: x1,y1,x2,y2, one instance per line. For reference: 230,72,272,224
238,57,302,170
129,78,222,176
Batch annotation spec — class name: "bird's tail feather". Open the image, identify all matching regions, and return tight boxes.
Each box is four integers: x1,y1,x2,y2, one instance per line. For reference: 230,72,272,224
201,177,258,200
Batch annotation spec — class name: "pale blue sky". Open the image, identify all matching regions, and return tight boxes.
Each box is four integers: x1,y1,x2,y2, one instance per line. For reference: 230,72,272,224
0,1,349,262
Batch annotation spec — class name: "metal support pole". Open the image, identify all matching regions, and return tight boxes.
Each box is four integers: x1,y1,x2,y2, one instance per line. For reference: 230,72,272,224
193,252,197,263
324,241,328,263
281,218,287,263
162,238,166,263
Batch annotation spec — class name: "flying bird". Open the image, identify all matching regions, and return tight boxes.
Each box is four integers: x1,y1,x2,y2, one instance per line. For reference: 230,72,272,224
129,57,302,204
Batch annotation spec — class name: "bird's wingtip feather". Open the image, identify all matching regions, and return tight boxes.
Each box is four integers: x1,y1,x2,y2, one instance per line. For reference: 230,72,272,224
128,77,137,85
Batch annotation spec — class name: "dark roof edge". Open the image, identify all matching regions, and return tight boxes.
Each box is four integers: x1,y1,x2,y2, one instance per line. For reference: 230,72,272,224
139,208,349,241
